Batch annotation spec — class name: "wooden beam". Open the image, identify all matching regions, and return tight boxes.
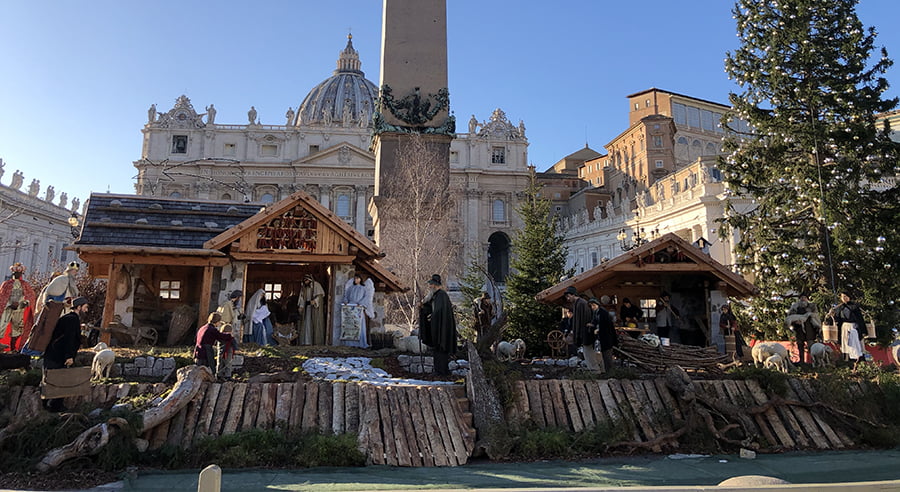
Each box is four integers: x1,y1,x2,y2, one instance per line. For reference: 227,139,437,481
198,265,214,329
613,263,714,272
100,263,119,345
229,252,355,263
78,252,228,267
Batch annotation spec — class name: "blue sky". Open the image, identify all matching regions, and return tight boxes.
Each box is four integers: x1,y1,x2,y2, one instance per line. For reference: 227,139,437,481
1,1,898,206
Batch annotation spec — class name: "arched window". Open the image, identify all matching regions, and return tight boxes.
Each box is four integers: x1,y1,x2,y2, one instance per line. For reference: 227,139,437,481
260,193,274,203
221,193,232,201
488,232,511,283
492,199,505,222
169,191,181,198
706,142,717,155
336,194,351,219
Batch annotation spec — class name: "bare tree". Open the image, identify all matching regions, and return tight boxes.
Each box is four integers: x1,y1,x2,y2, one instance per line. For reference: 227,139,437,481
377,134,460,331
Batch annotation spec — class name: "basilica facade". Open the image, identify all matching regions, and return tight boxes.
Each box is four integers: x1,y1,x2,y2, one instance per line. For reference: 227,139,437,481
134,36,530,286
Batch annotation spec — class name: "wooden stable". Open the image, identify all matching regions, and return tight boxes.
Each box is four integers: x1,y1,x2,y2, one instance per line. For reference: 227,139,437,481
71,192,405,346
537,233,758,347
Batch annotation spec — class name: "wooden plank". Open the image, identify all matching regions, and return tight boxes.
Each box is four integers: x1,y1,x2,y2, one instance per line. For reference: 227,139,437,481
344,382,359,434
652,378,683,421
559,380,584,432
165,406,188,448
301,382,319,432
524,380,545,427
607,380,643,442
376,386,398,466
583,381,608,424
572,381,595,428
721,380,762,438
222,383,247,435
288,382,306,432
361,384,385,465
640,380,672,433
180,383,208,449
794,379,849,448
396,388,423,466
7,386,22,415
597,381,622,422
548,380,569,429
149,419,170,451
513,380,529,423
744,379,795,448
196,383,221,439
437,386,472,465
417,386,448,466
733,380,778,448
426,388,455,466
256,383,276,430
15,386,35,419
620,379,659,450
241,384,262,431
782,380,829,449
384,387,410,466
537,381,557,427
317,382,333,434
402,386,434,467
210,382,234,437
331,382,345,434
275,383,292,426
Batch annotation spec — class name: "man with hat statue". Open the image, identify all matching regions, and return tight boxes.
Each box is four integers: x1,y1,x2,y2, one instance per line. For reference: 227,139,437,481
419,274,457,376
42,296,90,412
25,262,81,355
0,263,36,352
564,286,601,372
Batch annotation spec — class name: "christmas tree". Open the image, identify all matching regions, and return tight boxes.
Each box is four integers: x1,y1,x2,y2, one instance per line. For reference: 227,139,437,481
720,0,900,337
505,169,572,355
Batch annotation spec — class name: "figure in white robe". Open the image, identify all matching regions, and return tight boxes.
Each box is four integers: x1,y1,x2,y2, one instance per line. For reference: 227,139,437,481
339,274,373,348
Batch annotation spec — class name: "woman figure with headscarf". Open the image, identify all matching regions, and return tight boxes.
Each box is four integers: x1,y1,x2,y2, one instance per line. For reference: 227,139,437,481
299,274,326,345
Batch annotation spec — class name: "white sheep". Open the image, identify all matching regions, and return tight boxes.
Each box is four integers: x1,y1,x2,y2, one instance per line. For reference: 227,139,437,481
809,342,834,368
764,353,789,373
513,339,526,360
752,342,791,369
497,341,516,362
92,348,116,380
92,342,108,351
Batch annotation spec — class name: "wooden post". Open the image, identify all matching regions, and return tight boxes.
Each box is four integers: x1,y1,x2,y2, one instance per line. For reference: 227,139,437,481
198,265,214,329
100,262,119,345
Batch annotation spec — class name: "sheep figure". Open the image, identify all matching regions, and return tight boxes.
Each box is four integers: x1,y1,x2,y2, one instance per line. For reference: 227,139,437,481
496,341,516,362
763,353,789,373
92,348,116,380
92,342,108,351
809,342,834,368
752,342,792,370
513,339,526,360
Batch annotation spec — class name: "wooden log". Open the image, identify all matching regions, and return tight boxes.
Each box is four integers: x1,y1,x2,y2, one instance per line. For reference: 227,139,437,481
222,384,247,435
240,384,262,432
782,381,830,449
180,383,208,450
317,382,333,434
149,419,170,450
437,387,472,465
559,380,584,432
572,381,595,428
142,366,214,433
360,384,384,465
288,382,306,432
597,381,622,422
331,382,345,434
402,386,434,467
583,381,607,424
538,381,557,428
393,387,422,466
275,383,292,426
721,380,762,437
640,380,672,433
733,380,778,448
210,382,235,437
425,387,454,466
375,386,398,466
256,383,275,430
344,383,359,434
301,382,319,432
766,383,810,449
432,388,463,466
513,380,529,424
416,386,447,466
165,406,188,448
793,379,849,448
607,380,643,442
524,380,545,427
384,387,410,466
196,383,221,439
744,379,795,448
548,380,568,429
620,379,659,450
653,378,683,421
8,386,22,416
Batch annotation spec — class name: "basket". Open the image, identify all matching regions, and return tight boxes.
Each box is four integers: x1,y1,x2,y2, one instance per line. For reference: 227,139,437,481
822,315,838,342
863,312,877,339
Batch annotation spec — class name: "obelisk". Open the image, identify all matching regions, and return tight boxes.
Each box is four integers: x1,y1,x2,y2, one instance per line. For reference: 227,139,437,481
370,0,454,246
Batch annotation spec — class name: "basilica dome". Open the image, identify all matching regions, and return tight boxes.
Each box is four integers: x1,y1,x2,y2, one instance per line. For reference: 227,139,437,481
296,35,378,128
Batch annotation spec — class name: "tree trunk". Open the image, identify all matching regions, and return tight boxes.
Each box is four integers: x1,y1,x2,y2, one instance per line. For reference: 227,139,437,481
464,340,506,459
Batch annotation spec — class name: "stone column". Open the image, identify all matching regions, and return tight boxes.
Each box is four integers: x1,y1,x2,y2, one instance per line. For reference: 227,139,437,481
355,185,368,234
319,184,332,210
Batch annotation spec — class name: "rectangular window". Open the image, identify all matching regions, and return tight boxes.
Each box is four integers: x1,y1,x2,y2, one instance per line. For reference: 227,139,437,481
591,251,598,267
491,147,506,164
633,102,639,110
450,151,459,163
655,160,664,168
171,135,188,154
640,298,657,320
672,103,686,125
224,143,236,156
264,283,282,300
645,99,651,108
687,106,701,128
652,135,663,148
701,109,714,131
159,280,181,300
260,144,278,157
308,145,320,155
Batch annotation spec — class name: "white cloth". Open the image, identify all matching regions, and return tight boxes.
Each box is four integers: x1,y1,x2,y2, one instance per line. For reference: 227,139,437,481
841,322,863,360
252,305,270,325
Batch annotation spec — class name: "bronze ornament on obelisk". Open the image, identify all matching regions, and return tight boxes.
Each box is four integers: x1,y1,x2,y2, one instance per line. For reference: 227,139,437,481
369,0,456,248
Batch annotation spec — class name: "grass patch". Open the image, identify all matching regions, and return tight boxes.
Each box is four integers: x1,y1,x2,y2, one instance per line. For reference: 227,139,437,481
726,365,789,396
482,359,523,409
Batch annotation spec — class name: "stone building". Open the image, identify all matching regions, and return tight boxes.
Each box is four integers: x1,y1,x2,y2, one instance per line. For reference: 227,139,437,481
0,159,83,277
134,36,530,286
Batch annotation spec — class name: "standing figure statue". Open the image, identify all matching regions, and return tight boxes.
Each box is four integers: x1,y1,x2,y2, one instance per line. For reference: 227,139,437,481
10,171,23,190
298,274,326,345
518,119,526,138
59,192,68,209
27,179,40,197
468,114,478,134
71,198,81,213
205,104,216,125
147,104,157,124
285,107,295,126
24,262,80,355
44,186,55,203
419,274,457,376
0,263,36,352
339,273,373,348
247,106,257,125
0,158,5,182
